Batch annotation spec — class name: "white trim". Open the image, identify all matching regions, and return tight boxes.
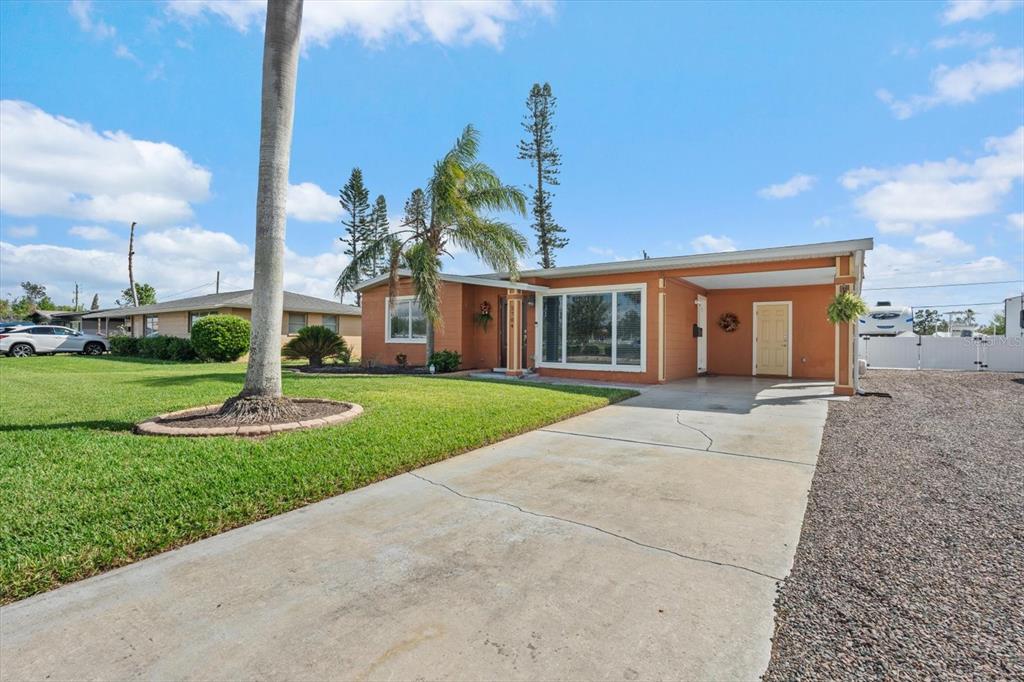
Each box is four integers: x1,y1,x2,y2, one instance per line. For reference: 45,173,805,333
384,296,427,344
356,269,549,293
535,283,647,373
507,238,874,280
752,301,792,377
658,292,666,382
696,294,708,374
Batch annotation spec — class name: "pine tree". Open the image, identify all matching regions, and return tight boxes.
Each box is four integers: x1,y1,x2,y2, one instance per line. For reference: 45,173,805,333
402,188,428,233
518,82,567,269
338,167,371,304
90,293,100,310
367,194,390,277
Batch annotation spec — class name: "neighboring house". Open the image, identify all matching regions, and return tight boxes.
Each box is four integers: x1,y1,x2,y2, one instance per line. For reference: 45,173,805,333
83,290,362,357
46,309,129,335
1005,295,1023,338
356,238,873,395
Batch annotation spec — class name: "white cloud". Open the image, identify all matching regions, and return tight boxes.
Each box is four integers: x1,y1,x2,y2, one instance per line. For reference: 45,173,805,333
287,182,341,222
3,224,37,239
114,43,140,63
69,0,116,39
914,229,975,254
0,226,351,306
930,31,995,49
585,245,632,262
166,0,555,49
841,126,1024,231
69,225,116,241
813,216,832,228
942,0,1020,24
690,234,737,253
877,48,1024,118
0,100,211,225
1008,212,1024,230
757,174,816,199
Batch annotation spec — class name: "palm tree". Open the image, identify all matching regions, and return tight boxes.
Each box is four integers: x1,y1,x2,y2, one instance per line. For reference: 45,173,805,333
337,125,529,360
221,0,303,422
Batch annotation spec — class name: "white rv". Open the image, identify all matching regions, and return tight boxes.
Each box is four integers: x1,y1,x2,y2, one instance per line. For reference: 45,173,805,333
859,301,913,336
1005,295,1023,338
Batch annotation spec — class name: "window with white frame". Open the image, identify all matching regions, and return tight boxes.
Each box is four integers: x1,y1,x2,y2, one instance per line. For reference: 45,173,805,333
188,310,216,331
143,315,159,337
537,286,645,371
322,314,338,333
386,297,427,343
288,312,306,334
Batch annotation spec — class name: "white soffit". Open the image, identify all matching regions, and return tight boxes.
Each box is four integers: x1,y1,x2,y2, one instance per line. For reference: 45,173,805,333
682,266,835,290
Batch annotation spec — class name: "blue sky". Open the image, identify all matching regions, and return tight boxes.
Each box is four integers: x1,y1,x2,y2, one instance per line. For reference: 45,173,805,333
1,0,1022,320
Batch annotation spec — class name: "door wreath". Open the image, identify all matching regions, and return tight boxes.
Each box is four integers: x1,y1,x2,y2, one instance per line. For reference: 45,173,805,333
717,312,740,332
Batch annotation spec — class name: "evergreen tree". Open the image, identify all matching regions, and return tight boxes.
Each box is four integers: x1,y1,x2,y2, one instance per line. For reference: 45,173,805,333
518,82,567,269
402,188,428,232
367,194,390,277
338,167,371,304
90,294,100,310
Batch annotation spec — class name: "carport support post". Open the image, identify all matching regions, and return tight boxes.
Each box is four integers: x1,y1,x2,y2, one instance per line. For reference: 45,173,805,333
505,290,524,376
833,256,857,396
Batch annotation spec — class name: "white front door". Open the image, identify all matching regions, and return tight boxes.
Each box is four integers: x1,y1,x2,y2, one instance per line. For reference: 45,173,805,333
696,295,708,374
754,302,791,376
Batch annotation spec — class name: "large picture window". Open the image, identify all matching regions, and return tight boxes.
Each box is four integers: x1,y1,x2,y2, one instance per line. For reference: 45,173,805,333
537,285,645,371
143,315,159,337
387,297,427,343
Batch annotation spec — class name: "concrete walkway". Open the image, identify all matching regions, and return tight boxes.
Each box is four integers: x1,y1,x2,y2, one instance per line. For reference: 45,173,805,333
1,377,833,681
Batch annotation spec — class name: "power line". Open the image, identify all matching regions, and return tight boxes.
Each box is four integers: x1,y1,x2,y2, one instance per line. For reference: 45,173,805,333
161,282,215,301
864,279,1019,291
910,302,1005,308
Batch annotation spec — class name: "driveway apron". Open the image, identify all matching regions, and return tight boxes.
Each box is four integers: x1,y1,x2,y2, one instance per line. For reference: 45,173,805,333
1,377,831,681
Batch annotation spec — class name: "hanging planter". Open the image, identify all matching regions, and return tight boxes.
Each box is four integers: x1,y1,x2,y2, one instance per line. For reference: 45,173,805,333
827,289,868,324
718,312,740,333
474,300,493,331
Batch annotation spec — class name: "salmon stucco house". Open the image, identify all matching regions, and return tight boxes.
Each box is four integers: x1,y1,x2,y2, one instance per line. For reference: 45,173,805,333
84,289,362,357
356,238,872,395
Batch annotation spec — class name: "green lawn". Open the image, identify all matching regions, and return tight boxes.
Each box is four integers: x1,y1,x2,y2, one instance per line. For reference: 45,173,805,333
0,356,635,603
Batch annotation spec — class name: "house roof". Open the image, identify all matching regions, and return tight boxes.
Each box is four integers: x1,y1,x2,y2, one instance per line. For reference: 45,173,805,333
352,238,873,292
47,308,124,319
82,290,361,319
486,238,874,280
354,269,550,293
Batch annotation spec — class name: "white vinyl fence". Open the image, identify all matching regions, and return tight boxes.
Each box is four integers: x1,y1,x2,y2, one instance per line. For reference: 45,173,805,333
859,335,1024,372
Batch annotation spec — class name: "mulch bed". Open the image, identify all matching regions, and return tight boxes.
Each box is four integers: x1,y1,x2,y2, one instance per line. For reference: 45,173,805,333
292,365,427,375
765,371,1024,680
164,400,347,428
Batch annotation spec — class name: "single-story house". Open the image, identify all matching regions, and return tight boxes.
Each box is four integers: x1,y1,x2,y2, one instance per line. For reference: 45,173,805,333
46,309,129,335
356,238,872,395
83,289,362,356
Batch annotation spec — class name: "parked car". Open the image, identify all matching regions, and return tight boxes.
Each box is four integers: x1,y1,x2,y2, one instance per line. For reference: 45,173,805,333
859,301,913,336
0,325,109,357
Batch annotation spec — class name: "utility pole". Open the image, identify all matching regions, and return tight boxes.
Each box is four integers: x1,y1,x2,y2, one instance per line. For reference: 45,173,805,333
74,282,80,310
216,270,220,294
128,221,139,306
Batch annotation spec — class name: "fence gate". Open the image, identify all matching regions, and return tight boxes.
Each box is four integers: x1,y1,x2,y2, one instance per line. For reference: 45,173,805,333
859,335,1024,372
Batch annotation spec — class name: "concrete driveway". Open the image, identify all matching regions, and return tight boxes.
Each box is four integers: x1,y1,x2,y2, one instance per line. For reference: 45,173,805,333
1,377,832,681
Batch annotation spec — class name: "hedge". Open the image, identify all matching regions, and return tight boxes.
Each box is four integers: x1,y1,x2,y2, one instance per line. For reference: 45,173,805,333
190,315,251,362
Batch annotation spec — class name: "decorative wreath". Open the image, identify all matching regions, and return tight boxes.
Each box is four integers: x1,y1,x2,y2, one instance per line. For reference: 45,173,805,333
474,301,493,331
717,312,740,333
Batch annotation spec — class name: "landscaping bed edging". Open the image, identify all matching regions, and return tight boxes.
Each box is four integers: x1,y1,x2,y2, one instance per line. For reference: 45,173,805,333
134,399,363,437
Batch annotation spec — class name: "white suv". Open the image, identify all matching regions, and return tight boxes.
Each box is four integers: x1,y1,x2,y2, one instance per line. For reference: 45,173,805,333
0,325,110,357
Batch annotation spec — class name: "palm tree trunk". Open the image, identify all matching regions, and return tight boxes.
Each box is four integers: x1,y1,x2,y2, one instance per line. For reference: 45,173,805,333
425,318,435,367
223,0,303,420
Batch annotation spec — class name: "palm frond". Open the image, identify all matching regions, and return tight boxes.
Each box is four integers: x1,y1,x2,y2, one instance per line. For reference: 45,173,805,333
405,241,442,324
450,216,529,276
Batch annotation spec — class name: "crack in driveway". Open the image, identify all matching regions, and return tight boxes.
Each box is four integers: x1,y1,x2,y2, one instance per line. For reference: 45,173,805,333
408,472,785,583
674,412,715,451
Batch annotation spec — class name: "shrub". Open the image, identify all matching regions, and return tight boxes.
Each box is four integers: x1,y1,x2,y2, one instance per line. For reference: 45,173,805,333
395,353,408,367
109,336,140,356
283,326,348,368
429,349,461,373
137,335,197,361
337,344,353,366
191,315,251,362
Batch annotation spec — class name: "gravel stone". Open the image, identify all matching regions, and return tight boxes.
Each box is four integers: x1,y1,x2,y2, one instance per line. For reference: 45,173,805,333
764,371,1024,681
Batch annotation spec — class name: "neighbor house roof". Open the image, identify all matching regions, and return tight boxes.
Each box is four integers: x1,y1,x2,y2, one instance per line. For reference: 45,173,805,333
353,269,550,293
83,290,361,319
483,238,874,280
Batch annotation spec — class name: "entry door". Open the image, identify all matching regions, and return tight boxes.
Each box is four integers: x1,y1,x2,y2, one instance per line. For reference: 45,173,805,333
498,297,508,368
754,303,790,376
696,295,708,374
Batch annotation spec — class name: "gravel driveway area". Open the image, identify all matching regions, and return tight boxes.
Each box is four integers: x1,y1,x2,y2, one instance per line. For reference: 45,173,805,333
765,370,1024,680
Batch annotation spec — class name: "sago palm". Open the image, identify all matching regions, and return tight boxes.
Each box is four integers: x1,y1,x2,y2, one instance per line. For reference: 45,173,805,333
337,124,529,360
283,326,348,368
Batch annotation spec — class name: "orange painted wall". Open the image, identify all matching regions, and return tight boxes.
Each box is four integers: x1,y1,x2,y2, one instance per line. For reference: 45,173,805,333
664,278,701,381
706,284,834,379
360,280,464,366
